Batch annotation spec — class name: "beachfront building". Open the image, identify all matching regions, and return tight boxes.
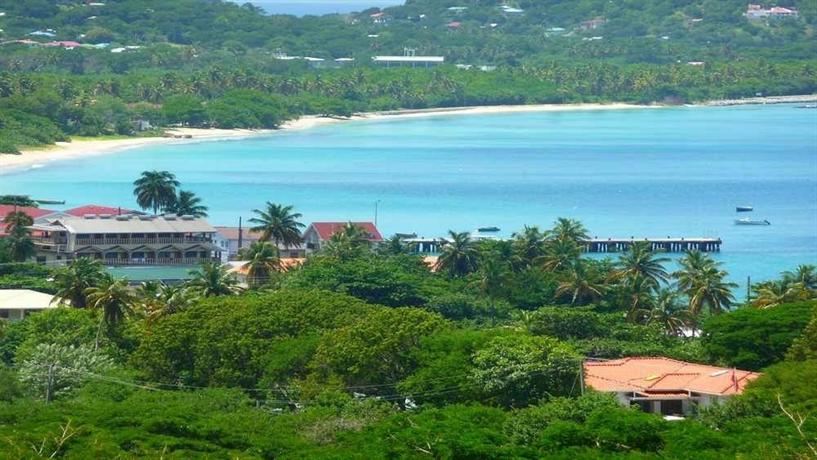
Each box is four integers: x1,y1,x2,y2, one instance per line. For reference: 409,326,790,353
303,222,383,252
28,214,221,266
372,49,445,68
583,357,760,416
745,4,799,20
0,289,58,322
214,226,306,261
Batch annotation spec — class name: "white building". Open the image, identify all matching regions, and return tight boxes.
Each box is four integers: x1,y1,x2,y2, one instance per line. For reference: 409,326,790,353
0,290,59,322
372,55,445,68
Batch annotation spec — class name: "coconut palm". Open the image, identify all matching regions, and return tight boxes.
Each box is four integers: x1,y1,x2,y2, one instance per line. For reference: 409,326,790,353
782,264,817,291
85,276,135,328
434,231,479,277
751,280,809,309
623,275,657,322
475,251,510,299
683,265,737,316
248,202,304,248
52,258,106,308
646,288,690,336
549,217,589,244
511,225,547,268
378,235,408,256
186,260,242,297
616,241,670,288
4,225,35,262
538,238,581,272
138,282,196,325
165,190,208,217
240,241,281,287
133,170,180,215
555,259,605,306
3,210,33,234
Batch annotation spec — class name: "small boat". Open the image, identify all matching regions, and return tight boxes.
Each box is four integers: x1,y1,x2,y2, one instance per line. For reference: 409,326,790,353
797,104,817,109
735,218,770,226
477,226,501,233
736,206,753,212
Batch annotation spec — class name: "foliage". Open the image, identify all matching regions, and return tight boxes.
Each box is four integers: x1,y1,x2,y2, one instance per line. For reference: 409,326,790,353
17,343,114,402
701,301,815,370
132,170,179,214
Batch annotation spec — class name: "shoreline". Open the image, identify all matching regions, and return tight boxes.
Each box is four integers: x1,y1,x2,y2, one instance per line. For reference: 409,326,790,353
1,96,810,174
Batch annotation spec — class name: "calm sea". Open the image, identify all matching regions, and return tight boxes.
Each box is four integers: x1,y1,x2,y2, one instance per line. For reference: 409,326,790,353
235,1,403,16
2,105,815,286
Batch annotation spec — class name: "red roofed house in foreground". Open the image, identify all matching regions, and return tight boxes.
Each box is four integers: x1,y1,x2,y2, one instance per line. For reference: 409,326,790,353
0,205,56,236
303,222,383,252
583,357,760,416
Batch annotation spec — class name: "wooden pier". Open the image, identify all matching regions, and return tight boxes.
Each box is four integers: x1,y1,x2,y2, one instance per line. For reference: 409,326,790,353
582,237,721,253
404,236,722,254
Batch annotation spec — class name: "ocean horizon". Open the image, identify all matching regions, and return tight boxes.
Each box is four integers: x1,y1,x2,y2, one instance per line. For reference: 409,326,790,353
2,104,815,286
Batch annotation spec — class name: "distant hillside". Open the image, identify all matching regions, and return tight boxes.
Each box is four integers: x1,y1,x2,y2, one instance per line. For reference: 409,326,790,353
0,0,814,72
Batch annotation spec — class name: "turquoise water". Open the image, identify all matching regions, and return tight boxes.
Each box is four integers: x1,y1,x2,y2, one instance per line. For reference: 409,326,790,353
1,104,815,285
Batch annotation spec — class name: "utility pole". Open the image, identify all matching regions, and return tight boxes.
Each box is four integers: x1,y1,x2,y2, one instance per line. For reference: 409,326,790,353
374,200,381,228
237,216,243,253
45,363,55,404
746,276,751,303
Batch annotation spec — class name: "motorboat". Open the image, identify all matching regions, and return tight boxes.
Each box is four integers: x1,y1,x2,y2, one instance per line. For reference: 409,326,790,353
735,218,770,226
477,226,501,233
736,206,753,212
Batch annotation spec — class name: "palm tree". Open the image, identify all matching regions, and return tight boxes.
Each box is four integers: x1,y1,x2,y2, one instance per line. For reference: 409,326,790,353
623,275,657,322
3,210,33,234
751,281,809,309
165,190,208,217
133,170,180,215
538,238,581,272
249,202,304,248
549,217,589,244
555,259,605,306
646,288,690,336
475,251,510,299
434,231,479,277
782,265,817,291
511,225,547,268
616,242,670,288
53,258,106,308
673,250,715,295
85,276,135,328
4,226,35,262
676,262,737,316
378,235,408,256
240,241,281,287
186,260,242,297
137,282,196,325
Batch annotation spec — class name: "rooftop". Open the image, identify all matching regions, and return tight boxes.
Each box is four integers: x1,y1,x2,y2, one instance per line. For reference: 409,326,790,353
0,289,59,310
372,56,445,63
31,215,217,235
584,357,760,396
308,222,383,241
62,204,137,217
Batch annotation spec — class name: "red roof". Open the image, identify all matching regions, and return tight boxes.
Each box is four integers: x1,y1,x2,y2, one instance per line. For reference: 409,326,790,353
448,21,462,28
308,222,383,242
0,205,56,220
63,205,135,217
584,357,760,396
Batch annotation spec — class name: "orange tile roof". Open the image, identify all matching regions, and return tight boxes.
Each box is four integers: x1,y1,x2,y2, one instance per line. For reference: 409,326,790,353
584,357,760,396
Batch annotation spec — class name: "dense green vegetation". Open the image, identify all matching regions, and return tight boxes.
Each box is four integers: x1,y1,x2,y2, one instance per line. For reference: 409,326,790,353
0,0,815,152
1,202,816,457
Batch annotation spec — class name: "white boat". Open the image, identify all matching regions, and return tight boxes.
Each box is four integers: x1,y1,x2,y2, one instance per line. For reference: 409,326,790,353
735,218,770,226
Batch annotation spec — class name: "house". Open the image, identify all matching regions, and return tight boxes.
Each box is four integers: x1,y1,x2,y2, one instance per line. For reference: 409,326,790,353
447,21,462,30
372,55,445,68
0,205,57,236
500,5,525,15
44,41,82,49
580,17,606,31
583,357,760,416
745,4,798,20
213,226,306,261
302,222,383,252
28,214,221,266
0,290,59,322
370,12,390,24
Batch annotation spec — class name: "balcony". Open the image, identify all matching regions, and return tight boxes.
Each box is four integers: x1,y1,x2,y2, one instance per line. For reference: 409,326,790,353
97,257,219,267
73,236,214,246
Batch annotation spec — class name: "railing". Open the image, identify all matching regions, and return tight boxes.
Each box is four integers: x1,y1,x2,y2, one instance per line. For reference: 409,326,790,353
72,237,213,246
101,257,219,266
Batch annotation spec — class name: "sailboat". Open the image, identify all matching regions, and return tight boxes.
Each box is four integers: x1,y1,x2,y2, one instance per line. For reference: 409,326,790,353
735,218,770,226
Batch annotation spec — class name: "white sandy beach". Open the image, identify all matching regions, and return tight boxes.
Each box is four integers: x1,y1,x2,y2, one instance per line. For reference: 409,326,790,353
1,103,652,173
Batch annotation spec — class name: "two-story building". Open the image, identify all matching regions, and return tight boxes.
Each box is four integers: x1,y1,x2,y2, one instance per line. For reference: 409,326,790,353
302,222,383,252
214,226,306,261
28,214,221,266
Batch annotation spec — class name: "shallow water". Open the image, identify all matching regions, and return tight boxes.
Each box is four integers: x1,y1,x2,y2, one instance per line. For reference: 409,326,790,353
2,104,815,285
